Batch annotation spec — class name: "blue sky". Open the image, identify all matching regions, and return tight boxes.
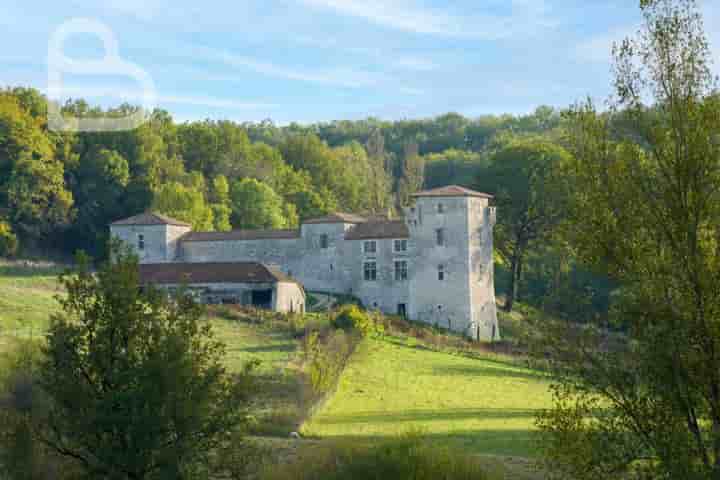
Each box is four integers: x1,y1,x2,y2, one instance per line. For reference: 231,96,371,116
2,0,720,124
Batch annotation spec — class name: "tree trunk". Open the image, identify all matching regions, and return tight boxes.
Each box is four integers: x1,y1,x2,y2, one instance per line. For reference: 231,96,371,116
505,251,522,312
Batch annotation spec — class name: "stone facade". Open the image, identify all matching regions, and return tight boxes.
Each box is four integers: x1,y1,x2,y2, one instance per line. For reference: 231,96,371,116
110,185,499,340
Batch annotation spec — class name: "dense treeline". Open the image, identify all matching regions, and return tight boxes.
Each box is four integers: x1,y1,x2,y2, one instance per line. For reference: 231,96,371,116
0,86,611,318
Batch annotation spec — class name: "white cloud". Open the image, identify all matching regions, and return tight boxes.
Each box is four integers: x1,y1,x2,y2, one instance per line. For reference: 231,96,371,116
188,45,390,89
296,0,554,39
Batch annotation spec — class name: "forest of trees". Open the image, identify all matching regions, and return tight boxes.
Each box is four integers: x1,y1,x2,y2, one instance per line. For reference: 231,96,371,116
0,80,611,318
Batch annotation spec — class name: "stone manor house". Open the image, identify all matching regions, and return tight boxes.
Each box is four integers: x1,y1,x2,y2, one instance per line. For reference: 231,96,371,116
110,185,499,340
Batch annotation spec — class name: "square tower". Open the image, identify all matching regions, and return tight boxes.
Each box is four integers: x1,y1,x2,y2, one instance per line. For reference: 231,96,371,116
110,213,191,263
405,186,499,340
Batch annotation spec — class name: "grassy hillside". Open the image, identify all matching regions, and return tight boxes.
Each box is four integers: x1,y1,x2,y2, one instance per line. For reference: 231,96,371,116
0,265,64,353
0,265,553,460
302,337,552,457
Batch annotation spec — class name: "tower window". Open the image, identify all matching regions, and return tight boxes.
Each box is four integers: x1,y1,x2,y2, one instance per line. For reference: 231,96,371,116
363,261,377,281
438,264,445,281
137,234,145,251
394,239,407,252
320,234,329,249
364,240,377,254
436,228,445,246
395,260,408,281
437,203,444,213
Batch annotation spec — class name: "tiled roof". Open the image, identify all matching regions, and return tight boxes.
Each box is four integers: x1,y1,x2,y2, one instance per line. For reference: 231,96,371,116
412,185,493,199
181,229,299,242
111,212,191,227
303,212,367,224
345,220,409,240
138,262,297,285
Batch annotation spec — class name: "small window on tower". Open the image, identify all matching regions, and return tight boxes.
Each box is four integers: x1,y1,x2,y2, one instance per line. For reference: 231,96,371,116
436,228,445,246
364,240,377,254
137,234,145,251
437,203,444,213
438,264,445,281
320,234,329,249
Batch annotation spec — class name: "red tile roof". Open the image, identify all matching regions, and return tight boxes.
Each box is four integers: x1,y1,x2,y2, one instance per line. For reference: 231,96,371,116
138,262,297,285
111,212,191,227
412,185,493,199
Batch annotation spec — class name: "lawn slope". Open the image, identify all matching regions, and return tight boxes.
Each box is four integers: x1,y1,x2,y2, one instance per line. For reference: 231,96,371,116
302,337,553,457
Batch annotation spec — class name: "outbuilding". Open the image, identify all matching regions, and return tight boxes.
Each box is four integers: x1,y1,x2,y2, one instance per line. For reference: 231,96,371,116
138,261,305,313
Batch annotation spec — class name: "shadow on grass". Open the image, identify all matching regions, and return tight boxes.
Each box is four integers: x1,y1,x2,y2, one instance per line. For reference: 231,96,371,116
431,364,548,381
311,429,541,458
240,343,296,354
315,407,540,425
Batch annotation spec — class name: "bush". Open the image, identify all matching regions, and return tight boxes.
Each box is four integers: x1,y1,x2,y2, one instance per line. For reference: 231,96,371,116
333,305,384,338
303,329,358,394
0,221,18,257
261,433,492,480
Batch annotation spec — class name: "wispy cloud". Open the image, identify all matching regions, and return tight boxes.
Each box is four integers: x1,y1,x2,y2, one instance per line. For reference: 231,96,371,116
295,0,554,39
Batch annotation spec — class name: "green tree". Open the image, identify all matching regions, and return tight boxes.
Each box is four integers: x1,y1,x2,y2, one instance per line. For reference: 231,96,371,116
397,142,425,207
209,175,232,232
535,1,720,478
365,129,392,214
476,136,570,312
230,178,290,229
36,249,254,479
0,220,18,257
0,94,74,244
152,181,214,231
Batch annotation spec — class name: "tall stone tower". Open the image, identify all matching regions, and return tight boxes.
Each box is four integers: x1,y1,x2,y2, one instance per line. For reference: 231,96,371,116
405,186,498,340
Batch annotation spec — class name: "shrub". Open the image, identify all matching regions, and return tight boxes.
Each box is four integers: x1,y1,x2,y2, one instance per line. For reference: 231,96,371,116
0,221,18,257
261,433,492,480
333,305,384,338
303,329,358,394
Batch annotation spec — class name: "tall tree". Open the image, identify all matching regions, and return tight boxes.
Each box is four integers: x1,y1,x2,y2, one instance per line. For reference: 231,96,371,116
365,129,392,215
230,178,291,230
397,142,425,207
535,1,720,478
476,136,569,312
36,249,254,479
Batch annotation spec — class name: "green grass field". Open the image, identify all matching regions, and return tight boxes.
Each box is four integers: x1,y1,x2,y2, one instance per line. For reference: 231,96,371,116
302,337,553,457
0,266,554,460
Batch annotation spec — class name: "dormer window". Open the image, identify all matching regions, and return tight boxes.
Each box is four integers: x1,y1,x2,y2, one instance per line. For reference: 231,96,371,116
137,234,145,251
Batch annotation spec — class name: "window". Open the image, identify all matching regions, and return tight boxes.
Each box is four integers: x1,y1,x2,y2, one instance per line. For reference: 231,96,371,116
436,228,445,246
395,260,408,281
438,264,445,281
320,234,328,249
364,240,377,254
137,234,145,251
394,239,408,252
437,203,444,213
397,303,407,317
363,261,377,281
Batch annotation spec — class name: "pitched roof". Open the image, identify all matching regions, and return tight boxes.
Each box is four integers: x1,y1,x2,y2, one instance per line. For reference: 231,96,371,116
303,212,367,224
412,185,493,199
345,220,409,240
181,229,299,242
111,212,191,227
138,262,298,285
